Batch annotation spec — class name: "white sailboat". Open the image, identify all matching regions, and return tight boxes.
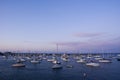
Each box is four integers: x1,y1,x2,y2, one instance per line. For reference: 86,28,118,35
52,44,62,69
31,59,40,64
12,59,25,67
52,64,62,69
86,62,100,67
98,59,112,63
12,63,25,67
76,58,86,63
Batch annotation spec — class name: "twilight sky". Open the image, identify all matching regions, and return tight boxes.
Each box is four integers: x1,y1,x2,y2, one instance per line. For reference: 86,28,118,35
0,0,120,53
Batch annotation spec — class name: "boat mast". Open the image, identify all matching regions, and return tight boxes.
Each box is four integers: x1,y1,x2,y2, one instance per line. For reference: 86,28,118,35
56,43,58,54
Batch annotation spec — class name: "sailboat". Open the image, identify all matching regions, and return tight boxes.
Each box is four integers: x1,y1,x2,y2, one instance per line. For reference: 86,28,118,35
52,44,62,69
52,64,62,69
98,59,112,63
12,63,25,67
77,58,86,63
86,62,100,67
12,59,25,67
31,59,40,64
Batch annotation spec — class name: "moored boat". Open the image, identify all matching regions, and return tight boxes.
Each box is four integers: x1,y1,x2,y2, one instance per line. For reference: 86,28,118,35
52,64,62,69
117,58,120,61
12,63,25,67
98,59,112,63
31,59,39,64
86,62,100,67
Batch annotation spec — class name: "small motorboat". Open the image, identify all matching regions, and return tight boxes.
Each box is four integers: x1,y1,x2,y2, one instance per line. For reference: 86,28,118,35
66,65,73,68
52,64,62,69
52,60,61,64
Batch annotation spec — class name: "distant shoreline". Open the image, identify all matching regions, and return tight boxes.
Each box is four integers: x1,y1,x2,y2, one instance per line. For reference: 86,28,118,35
0,52,120,56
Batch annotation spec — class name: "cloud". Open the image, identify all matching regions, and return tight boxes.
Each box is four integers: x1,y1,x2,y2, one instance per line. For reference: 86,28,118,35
57,42,88,47
24,41,33,43
23,40,38,43
53,41,95,50
112,36,120,42
52,36,120,52
73,32,103,38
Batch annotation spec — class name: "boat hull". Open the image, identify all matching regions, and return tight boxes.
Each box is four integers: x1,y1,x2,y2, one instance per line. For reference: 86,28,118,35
52,64,62,69
12,63,25,67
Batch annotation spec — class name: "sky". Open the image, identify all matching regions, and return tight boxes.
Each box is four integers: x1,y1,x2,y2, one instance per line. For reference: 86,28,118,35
0,0,120,53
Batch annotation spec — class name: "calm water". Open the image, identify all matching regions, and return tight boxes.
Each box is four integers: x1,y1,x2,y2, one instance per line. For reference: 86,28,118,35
0,55,120,80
